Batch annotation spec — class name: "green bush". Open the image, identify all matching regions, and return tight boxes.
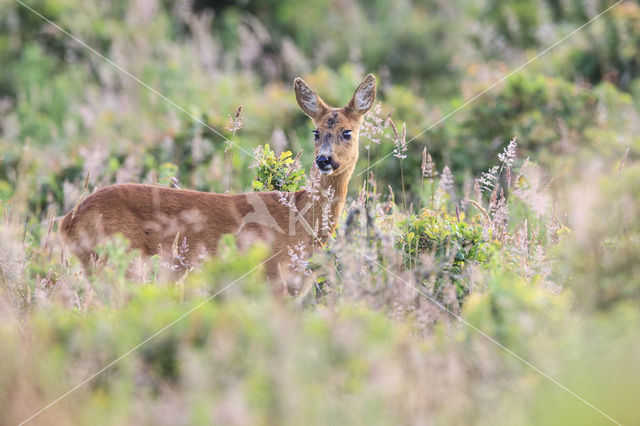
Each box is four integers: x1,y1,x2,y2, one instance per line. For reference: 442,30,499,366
251,144,306,192
478,0,640,91
449,73,600,176
396,209,497,300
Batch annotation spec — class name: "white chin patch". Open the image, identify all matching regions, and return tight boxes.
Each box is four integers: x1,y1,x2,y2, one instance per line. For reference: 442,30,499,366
319,168,334,175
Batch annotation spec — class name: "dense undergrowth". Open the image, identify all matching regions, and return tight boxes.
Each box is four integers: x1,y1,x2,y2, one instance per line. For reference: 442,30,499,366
2,0,640,425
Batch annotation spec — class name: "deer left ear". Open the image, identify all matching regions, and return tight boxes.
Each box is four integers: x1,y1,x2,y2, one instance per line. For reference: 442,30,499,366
345,74,377,118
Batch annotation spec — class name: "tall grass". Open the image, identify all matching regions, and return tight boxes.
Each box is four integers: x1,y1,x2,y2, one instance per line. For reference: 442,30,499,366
2,0,640,424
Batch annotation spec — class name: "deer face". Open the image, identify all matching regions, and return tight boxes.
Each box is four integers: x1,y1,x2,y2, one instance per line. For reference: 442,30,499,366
294,74,377,176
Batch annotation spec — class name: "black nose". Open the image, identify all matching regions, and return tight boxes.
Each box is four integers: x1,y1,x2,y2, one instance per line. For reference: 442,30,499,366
316,155,332,170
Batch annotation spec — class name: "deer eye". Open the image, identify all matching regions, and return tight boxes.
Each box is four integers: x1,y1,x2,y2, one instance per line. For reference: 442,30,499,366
342,130,352,140
313,130,319,141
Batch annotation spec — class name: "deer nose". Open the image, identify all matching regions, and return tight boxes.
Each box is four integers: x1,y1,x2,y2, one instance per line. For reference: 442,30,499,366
316,155,332,170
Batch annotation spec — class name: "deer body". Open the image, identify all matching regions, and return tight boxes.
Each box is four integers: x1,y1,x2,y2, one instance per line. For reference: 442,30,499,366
61,75,376,280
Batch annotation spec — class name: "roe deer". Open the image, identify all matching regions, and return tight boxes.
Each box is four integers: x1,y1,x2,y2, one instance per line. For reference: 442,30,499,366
61,74,377,280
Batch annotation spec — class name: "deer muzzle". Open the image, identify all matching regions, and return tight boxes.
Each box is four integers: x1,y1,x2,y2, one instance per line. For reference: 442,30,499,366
315,155,340,175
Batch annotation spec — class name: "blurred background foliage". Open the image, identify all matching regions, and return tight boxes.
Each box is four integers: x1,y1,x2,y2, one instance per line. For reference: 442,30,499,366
1,0,640,424
1,0,640,209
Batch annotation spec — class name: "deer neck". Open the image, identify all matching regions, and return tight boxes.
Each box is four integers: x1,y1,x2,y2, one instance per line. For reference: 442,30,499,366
299,164,355,243
321,168,352,224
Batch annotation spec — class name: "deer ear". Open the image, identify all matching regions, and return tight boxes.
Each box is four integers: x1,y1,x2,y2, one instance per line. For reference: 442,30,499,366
345,74,376,118
294,77,328,119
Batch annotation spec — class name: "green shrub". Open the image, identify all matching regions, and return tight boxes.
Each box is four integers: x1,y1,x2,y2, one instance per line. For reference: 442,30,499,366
396,209,497,300
451,73,599,175
251,144,306,192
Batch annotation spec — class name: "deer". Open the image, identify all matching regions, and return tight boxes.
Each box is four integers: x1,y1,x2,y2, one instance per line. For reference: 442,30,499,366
60,74,377,283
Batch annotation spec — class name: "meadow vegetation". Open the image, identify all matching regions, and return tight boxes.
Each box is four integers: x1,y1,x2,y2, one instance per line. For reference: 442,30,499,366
1,0,639,424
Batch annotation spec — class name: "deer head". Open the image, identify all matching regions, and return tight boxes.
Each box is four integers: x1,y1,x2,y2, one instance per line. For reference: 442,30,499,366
294,74,377,177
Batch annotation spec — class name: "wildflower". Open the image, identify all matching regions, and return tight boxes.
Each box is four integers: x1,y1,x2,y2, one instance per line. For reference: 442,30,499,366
249,145,264,169
491,191,510,238
288,242,311,276
163,236,192,272
389,119,407,160
277,191,295,209
421,148,437,179
498,137,517,168
321,186,336,234
438,166,454,195
225,105,243,133
360,102,386,150
303,164,321,202
478,165,499,194
225,105,243,152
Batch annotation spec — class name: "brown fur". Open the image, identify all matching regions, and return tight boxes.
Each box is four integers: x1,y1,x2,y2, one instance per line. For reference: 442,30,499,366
61,74,377,281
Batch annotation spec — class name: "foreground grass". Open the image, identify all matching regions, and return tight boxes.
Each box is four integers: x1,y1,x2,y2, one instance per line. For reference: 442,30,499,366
2,1,640,424
2,163,640,425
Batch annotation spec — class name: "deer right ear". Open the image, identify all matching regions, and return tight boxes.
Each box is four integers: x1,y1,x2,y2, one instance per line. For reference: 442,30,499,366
294,77,328,120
